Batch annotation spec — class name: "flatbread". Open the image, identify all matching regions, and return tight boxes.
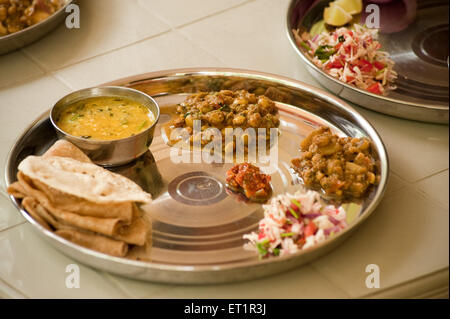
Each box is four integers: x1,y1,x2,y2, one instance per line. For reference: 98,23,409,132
22,196,146,258
7,181,27,199
8,140,152,259
114,204,151,246
56,228,129,257
18,155,152,204
18,171,150,245
22,197,53,231
21,196,65,229
17,172,123,236
42,139,92,164
30,177,134,222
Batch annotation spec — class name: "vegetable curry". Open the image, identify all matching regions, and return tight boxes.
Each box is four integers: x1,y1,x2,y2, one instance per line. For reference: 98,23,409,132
291,126,380,198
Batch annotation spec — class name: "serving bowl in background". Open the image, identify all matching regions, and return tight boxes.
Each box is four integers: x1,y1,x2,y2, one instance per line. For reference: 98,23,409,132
50,86,160,166
286,0,449,124
0,0,73,55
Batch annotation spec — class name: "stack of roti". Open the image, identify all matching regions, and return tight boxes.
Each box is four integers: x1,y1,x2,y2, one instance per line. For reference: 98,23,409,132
7,140,152,260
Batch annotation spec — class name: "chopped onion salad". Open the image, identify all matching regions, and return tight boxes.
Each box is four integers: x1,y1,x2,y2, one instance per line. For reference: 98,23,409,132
294,24,397,95
243,190,347,259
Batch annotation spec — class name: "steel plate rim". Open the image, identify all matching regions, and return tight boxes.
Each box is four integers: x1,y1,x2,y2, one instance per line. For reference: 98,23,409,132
4,67,389,277
285,0,449,111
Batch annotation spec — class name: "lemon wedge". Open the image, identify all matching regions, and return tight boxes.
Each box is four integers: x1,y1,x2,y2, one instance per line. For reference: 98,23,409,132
334,0,363,15
324,3,353,26
310,20,327,37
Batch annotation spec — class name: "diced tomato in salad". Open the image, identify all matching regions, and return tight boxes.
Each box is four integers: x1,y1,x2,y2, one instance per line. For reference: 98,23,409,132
367,82,383,95
294,24,397,96
327,59,344,69
357,59,373,72
344,45,356,55
373,61,385,70
243,191,348,258
304,221,318,237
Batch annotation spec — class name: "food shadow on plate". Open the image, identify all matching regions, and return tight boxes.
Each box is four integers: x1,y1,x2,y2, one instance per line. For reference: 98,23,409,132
225,187,260,204
109,150,164,199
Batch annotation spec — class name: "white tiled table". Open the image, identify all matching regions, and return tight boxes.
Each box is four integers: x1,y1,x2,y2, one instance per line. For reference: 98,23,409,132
0,0,448,299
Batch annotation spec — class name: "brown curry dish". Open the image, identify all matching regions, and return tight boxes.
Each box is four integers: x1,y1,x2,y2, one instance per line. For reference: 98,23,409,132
291,126,380,198
167,90,280,153
0,0,62,36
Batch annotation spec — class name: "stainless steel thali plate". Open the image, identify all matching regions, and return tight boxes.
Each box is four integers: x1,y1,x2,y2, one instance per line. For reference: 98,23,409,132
287,0,449,124
5,68,388,284
0,0,72,55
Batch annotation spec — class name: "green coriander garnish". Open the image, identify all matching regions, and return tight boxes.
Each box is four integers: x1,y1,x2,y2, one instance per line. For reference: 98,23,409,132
300,41,311,51
256,241,268,258
314,45,335,62
219,104,230,112
288,207,299,219
272,248,280,256
70,114,81,121
281,232,295,237
291,199,301,209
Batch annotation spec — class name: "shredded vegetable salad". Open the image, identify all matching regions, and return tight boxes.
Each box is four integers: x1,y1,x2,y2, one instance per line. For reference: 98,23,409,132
294,24,397,95
243,190,347,259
